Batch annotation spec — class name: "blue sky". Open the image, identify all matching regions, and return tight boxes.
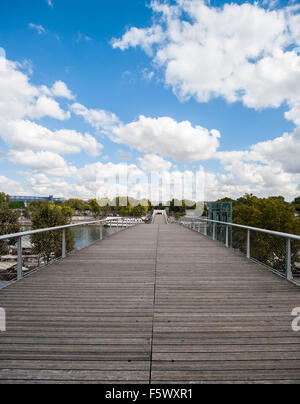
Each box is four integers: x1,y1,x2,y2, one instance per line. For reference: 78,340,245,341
0,0,300,201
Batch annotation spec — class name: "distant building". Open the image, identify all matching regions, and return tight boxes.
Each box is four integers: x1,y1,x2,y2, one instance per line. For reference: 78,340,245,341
9,195,65,207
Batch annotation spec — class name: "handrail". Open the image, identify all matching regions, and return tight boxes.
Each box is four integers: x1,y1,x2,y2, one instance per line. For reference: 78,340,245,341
182,218,300,241
0,219,108,241
0,218,140,285
180,217,300,282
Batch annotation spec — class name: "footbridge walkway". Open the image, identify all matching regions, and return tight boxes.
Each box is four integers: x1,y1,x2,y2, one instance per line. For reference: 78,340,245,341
0,214,299,383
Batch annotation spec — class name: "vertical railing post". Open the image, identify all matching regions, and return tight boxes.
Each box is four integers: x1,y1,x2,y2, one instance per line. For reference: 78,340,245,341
286,238,292,281
85,225,89,248
17,236,23,280
247,229,251,259
62,229,66,259
100,224,103,241
213,223,216,241
204,222,207,236
225,225,229,248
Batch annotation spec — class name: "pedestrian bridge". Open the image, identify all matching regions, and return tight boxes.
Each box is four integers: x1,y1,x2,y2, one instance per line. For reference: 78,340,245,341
0,214,300,384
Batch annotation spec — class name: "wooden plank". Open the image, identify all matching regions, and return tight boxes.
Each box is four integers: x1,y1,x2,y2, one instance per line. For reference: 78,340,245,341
0,219,299,384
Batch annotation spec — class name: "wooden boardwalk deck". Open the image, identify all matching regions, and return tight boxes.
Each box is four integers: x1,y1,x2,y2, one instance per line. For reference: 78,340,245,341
0,215,300,384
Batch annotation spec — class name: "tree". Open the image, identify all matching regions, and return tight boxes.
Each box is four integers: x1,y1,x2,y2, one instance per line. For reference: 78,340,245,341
292,197,300,212
0,193,20,255
30,202,74,263
65,198,87,212
88,199,101,218
132,204,147,217
0,192,10,209
9,201,25,209
232,194,300,273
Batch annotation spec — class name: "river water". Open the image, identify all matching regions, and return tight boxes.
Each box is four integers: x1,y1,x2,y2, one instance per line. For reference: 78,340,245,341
21,225,119,250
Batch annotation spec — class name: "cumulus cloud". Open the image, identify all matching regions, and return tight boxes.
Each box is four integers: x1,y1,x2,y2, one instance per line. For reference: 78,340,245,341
0,120,103,157
0,175,25,195
113,1,300,109
112,115,220,162
111,25,164,55
50,81,75,100
218,124,300,175
7,150,77,177
138,154,172,172
0,47,6,58
71,103,121,133
0,57,71,120
26,95,71,120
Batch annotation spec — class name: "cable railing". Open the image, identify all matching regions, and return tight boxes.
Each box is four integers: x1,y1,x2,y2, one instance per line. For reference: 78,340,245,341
179,218,300,284
0,218,140,286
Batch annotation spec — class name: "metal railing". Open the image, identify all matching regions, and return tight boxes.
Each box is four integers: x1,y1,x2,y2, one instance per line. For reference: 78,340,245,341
0,218,139,287
180,218,300,284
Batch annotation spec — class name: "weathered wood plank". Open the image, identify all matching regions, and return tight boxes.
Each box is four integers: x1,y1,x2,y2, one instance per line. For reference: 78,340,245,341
0,218,299,384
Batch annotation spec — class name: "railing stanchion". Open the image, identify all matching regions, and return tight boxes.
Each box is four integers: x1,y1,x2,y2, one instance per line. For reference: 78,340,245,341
100,224,103,241
286,238,292,281
204,222,207,236
213,223,216,241
17,236,23,280
247,229,251,259
226,225,229,248
85,225,89,248
62,229,66,259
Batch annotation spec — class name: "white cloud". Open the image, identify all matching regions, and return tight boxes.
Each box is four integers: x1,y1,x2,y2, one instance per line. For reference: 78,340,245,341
0,57,70,121
26,173,93,199
0,47,6,59
113,1,300,109
285,102,300,126
0,175,25,195
112,115,220,162
76,161,143,185
138,154,172,172
0,120,103,157
111,25,164,55
47,0,53,7
29,23,46,35
218,124,300,175
71,102,121,133
51,81,75,100
7,150,77,177
26,95,70,120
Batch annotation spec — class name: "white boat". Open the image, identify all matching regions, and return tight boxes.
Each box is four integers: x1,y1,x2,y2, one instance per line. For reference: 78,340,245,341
105,217,144,227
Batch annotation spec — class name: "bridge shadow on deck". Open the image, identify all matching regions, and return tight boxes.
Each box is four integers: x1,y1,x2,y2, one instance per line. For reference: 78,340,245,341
0,220,299,384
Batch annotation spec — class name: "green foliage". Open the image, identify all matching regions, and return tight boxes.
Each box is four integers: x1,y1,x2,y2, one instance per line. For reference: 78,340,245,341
232,194,300,273
9,201,25,209
0,192,10,209
30,201,74,262
0,193,20,255
169,199,187,214
88,199,101,218
217,197,237,207
292,196,300,212
65,198,88,212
